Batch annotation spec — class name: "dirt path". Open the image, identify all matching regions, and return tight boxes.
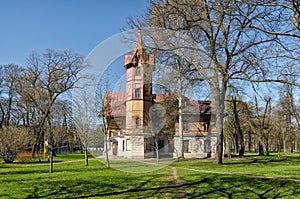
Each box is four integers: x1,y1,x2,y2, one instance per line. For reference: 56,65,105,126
172,167,187,199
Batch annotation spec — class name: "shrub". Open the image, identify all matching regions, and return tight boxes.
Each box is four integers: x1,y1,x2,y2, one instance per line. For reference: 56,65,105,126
0,127,31,163
0,149,16,163
17,151,34,162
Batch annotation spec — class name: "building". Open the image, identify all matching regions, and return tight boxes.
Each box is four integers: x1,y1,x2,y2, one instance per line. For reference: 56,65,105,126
101,32,217,159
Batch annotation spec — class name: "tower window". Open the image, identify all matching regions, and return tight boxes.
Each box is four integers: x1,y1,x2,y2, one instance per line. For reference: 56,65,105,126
135,67,141,76
204,120,209,131
135,88,141,99
135,117,140,128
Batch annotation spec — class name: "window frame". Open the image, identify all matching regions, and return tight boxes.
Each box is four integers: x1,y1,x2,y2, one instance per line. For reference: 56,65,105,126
135,88,141,99
135,67,141,76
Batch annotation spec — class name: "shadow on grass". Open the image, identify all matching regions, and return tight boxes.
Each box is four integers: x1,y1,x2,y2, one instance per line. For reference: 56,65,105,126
14,160,63,165
27,177,206,199
178,171,300,199
3,157,300,199
25,170,300,199
222,154,300,165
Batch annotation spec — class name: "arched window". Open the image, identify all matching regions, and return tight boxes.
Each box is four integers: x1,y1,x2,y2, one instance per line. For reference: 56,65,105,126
135,67,141,76
135,117,140,128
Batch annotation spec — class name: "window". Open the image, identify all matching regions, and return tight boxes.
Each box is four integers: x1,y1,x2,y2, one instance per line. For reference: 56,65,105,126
183,140,189,153
135,116,140,128
158,140,164,150
135,67,141,76
183,121,188,131
122,140,125,151
116,120,123,127
126,139,131,151
204,120,209,131
135,88,141,99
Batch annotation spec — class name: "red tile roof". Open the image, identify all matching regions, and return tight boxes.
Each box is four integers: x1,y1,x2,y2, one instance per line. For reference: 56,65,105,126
102,92,213,117
182,99,213,114
102,92,126,117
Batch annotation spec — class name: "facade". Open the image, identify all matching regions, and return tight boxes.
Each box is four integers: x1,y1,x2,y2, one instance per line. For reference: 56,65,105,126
101,33,217,159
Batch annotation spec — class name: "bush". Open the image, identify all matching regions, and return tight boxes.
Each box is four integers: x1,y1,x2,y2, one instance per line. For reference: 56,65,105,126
17,151,34,162
0,127,31,163
0,149,16,163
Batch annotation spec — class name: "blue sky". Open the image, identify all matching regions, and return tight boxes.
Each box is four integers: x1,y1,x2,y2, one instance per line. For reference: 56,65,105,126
0,0,148,66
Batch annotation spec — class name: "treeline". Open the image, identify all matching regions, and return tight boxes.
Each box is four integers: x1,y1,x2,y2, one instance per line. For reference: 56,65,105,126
0,49,86,163
224,92,300,156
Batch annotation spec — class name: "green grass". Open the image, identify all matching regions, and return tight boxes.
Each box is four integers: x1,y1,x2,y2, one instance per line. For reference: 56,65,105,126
172,154,300,179
176,169,300,198
0,157,176,199
1,154,300,198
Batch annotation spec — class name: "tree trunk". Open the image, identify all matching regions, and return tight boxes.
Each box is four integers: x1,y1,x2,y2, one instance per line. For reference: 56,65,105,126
215,129,224,164
214,87,226,164
234,134,239,154
177,60,184,159
264,136,269,156
85,145,89,166
155,141,159,165
232,96,245,157
31,141,37,159
50,149,53,173
248,131,252,152
105,139,110,168
258,140,264,155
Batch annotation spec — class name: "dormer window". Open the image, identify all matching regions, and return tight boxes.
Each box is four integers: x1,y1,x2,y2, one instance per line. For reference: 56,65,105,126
135,67,141,76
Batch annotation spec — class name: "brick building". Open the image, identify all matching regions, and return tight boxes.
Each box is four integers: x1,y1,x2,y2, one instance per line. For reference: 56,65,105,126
101,33,217,159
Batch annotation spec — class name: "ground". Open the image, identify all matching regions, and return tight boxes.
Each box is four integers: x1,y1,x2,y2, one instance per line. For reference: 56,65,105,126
0,153,300,198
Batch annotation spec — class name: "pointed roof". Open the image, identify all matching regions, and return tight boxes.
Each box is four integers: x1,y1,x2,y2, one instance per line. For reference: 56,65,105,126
124,31,155,68
134,31,144,53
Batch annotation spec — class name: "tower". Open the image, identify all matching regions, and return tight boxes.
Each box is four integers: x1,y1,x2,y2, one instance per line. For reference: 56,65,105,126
123,32,155,158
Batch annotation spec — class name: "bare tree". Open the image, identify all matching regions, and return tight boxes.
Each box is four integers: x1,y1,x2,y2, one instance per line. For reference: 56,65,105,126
0,64,23,128
96,73,114,168
251,1,300,37
16,49,84,172
72,89,100,166
273,86,299,153
225,95,246,156
0,127,31,163
127,0,300,163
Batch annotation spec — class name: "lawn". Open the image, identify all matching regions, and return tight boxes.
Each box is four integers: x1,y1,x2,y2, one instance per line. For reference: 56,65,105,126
172,153,300,179
176,168,300,198
0,156,176,199
1,154,300,198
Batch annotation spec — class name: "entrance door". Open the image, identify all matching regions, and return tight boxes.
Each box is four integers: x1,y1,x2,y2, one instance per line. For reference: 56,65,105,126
113,141,118,156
